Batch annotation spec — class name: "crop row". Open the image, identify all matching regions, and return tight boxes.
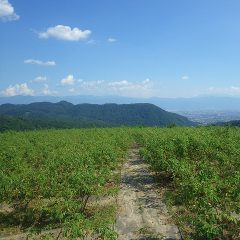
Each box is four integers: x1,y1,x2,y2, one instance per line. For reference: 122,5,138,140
1,126,239,239
138,126,240,239
0,128,133,239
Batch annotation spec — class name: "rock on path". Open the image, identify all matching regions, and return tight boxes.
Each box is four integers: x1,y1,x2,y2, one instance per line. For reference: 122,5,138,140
116,147,181,240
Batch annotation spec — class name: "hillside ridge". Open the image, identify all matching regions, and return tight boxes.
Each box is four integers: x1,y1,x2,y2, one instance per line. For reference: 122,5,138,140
0,101,195,131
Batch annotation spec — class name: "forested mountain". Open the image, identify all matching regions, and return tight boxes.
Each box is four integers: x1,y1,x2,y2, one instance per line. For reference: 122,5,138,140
0,115,109,132
1,96,240,111
0,101,195,131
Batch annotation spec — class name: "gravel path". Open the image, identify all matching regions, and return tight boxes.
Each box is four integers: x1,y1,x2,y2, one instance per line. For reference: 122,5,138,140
116,147,181,240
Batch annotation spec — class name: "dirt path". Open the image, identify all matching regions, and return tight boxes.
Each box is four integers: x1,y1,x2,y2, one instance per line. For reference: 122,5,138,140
1,146,181,240
116,147,181,240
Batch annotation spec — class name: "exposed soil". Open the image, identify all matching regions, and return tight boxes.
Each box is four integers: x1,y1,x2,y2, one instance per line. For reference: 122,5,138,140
115,147,181,240
1,146,181,240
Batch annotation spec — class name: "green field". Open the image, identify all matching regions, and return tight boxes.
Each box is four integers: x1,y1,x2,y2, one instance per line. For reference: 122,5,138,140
138,127,240,239
0,127,240,239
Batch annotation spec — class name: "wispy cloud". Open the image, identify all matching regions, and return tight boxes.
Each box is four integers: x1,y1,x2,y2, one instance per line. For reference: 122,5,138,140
68,88,76,93
24,59,56,66
39,25,91,41
208,86,240,95
0,0,19,21
31,76,47,82
87,39,96,44
181,75,190,80
41,84,57,96
142,78,150,84
1,77,154,97
1,83,34,96
108,80,128,87
107,37,117,43
60,74,77,86
80,80,105,90
106,79,152,97
65,78,153,97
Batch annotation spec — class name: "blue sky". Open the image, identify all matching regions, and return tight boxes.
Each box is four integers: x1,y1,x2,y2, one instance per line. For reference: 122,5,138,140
1,0,240,98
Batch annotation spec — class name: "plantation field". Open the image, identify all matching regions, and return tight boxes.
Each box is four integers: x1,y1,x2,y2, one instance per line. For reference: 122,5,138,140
137,127,240,239
0,126,240,239
0,128,133,239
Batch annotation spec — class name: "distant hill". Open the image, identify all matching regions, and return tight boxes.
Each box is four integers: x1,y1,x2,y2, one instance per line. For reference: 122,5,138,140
214,120,240,127
0,101,195,131
1,95,240,111
0,115,109,132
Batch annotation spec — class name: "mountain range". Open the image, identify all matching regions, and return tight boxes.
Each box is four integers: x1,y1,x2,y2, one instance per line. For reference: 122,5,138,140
1,95,240,111
0,101,194,131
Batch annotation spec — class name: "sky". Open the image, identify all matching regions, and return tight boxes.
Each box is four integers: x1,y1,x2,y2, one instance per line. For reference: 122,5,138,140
1,0,240,98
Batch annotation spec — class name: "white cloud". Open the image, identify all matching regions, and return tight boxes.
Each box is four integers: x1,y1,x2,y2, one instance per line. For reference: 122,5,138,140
41,84,57,96
108,38,117,43
87,39,96,44
80,80,105,90
2,83,34,96
39,25,91,41
208,86,240,95
108,80,129,87
42,84,50,95
230,86,240,91
73,78,153,97
107,79,153,97
31,76,47,82
107,79,151,90
142,78,150,84
68,88,75,93
60,74,76,86
0,0,19,21
181,75,189,80
24,59,56,66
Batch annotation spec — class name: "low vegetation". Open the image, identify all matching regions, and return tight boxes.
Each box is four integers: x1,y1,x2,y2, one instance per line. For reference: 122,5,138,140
0,128,132,239
0,126,239,239
138,126,240,239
